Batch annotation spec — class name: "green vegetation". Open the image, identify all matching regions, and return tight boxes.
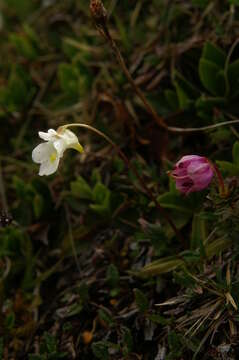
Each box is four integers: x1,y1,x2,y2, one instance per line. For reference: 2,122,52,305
1,0,239,358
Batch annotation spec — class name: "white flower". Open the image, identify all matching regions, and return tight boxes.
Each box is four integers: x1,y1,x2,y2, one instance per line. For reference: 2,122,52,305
32,128,83,176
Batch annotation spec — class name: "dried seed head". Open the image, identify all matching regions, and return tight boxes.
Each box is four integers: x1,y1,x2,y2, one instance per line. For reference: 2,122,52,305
90,0,107,25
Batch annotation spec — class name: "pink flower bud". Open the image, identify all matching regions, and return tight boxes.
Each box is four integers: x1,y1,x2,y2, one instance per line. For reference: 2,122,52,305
170,155,214,195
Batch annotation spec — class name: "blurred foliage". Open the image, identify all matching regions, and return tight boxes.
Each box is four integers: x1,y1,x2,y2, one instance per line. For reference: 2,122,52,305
1,0,239,359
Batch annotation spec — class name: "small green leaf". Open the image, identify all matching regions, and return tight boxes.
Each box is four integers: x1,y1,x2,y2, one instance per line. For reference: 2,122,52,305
173,70,200,99
196,96,226,111
199,59,225,96
70,176,92,200
228,0,239,5
92,183,110,204
33,194,44,219
139,257,184,277
90,183,111,216
5,312,15,330
9,33,37,60
67,303,83,317
106,264,120,288
98,309,115,327
174,81,191,109
157,192,194,214
43,332,57,353
122,327,133,354
134,288,149,312
233,141,239,166
227,59,239,97
92,341,109,360
168,331,183,357
165,89,179,110
201,42,226,68
191,213,206,256
216,160,239,176
58,63,79,99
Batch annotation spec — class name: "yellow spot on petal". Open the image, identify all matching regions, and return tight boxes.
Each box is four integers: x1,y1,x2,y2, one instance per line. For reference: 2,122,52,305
50,153,57,163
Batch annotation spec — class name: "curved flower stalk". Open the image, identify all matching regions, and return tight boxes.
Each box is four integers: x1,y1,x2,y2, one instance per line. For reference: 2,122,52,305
32,128,83,176
32,123,182,239
170,155,226,196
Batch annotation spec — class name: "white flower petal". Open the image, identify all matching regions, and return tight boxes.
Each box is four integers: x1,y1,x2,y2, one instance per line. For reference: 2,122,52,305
53,138,67,157
39,129,58,141
32,142,55,164
39,156,60,176
58,129,79,145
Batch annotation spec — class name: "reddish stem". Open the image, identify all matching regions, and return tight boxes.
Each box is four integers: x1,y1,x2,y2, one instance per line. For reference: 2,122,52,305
211,163,226,196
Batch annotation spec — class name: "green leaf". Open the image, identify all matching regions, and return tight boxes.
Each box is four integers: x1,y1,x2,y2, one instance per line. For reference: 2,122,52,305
0,65,36,111
90,183,111,216
229,0,239,5
201,42,226,68
43,332,57,353
139,257,184,277
106,264,120,288
227,59,239,97
92,183,110,204
122,327,133,354
164,89,179,111
9,33,37,60
191,213,206,256
173,70,200,99
233,141,239,166
67,303,83,317
58,63,79,99
216,160,239,176
168,331,183,357
196,96,226,111
33,194,44,219
199,59,225,96
134,288,149,312
5,312,15,329
157,192,194,214
92,341,109,360
3,0,37,19
174,81,191,109
70,176,92,200
205,237,232,259
98,309,115,327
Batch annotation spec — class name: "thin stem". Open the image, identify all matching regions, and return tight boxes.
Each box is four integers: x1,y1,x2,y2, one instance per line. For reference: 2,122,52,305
64,203,81,273
59,123,182,239
92,10,239,133
101,26,169,131
211,163,226,197
167,119,239,133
